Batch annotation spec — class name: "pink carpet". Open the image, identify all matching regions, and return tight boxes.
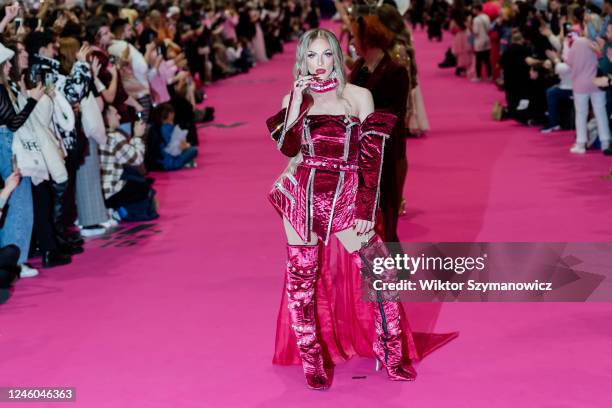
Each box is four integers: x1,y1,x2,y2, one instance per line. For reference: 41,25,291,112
1,28,611,407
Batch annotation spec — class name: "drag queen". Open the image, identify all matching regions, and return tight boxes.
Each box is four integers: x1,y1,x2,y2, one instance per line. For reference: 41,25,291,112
266,28,416,390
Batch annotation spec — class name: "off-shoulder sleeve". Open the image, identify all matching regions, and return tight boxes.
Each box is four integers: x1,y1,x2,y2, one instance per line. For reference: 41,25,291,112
265,94,313,157
355,111,397,222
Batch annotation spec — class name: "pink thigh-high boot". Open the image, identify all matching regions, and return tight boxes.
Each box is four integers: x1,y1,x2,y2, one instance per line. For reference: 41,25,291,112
285,244,330,390
355,234,417,381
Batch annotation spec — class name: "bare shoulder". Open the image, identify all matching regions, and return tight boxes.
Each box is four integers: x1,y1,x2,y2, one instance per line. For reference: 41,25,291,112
343,84,374,118
343,83,372,102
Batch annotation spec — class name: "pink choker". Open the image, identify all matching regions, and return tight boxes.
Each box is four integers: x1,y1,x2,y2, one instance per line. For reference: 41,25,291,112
309,77,339,93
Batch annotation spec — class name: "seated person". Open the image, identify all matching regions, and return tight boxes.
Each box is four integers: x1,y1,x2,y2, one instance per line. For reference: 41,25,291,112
99,105,155,211
155,103,198,171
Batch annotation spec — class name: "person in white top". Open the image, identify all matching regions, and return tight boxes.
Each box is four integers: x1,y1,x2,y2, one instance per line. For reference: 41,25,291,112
108,19,152,123
471,3,492,81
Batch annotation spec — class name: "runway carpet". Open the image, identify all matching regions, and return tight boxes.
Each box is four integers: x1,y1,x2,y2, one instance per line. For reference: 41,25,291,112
1,26,610,407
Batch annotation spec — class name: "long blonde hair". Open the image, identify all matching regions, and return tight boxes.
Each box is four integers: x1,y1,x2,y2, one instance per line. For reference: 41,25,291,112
280,29,351,179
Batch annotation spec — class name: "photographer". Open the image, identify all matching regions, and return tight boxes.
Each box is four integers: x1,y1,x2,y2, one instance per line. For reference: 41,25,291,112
87,17,144,137
0,39,48,273
99,104,157,221
25,29,92,254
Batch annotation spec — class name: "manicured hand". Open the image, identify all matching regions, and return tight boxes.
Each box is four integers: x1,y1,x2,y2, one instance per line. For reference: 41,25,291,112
354,219,374,235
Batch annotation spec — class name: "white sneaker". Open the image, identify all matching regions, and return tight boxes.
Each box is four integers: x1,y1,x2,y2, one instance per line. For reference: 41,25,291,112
570,144,586,154
540,125,561,133
516,99,530,111
19,264,39,278
100,218,119,229
79,225,107,237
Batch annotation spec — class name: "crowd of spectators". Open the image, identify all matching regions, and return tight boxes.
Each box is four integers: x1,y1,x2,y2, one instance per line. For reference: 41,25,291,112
434,0,612,173
0,0,317,300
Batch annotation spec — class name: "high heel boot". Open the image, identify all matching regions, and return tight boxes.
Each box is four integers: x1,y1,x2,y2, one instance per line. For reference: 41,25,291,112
50,181,83,251
356,234,417,381
285,244,330,390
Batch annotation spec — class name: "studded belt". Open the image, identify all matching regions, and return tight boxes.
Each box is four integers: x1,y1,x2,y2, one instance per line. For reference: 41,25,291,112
301,157,359,172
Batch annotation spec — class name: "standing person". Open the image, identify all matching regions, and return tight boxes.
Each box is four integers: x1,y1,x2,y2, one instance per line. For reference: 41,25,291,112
109,18,153,124
0,41,45,276
472,3,492,81
26,30,92,253
56,37,109,236
592,20,612,154
86,17,144,137
376,3,417,215
5,40,72,269
449,3,472,77
349,15,410,243
267,28,417,391
567,35,611,154
250,7,268,63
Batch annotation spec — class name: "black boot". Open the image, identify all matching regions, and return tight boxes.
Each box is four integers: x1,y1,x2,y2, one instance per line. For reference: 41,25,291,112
50,181,83,247
438,48,456,68
57,241,84,255
42,250,72,268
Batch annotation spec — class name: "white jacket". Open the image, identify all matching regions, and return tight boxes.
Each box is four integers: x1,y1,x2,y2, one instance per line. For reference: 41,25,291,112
13,94,68,184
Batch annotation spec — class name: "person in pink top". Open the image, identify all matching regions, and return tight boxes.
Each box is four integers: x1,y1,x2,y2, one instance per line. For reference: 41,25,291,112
566,34,611,154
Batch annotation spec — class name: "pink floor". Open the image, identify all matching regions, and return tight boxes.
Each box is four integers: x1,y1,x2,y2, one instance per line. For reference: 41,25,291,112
1,28,611,407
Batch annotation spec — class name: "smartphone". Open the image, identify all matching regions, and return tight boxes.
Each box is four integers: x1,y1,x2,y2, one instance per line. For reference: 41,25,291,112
14,17,22,31
108,55,116,65
12,154,18,171
44,72,54,91
136,111,144,122
34,72,43,86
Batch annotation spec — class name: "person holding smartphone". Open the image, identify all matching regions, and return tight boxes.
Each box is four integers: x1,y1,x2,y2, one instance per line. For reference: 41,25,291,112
5,39,74,269
0,41,45,276
25,30,93,253
98,105,157,221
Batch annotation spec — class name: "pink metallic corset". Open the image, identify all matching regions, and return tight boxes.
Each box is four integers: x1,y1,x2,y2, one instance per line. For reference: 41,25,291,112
300,114,361,170
266,98,397,244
